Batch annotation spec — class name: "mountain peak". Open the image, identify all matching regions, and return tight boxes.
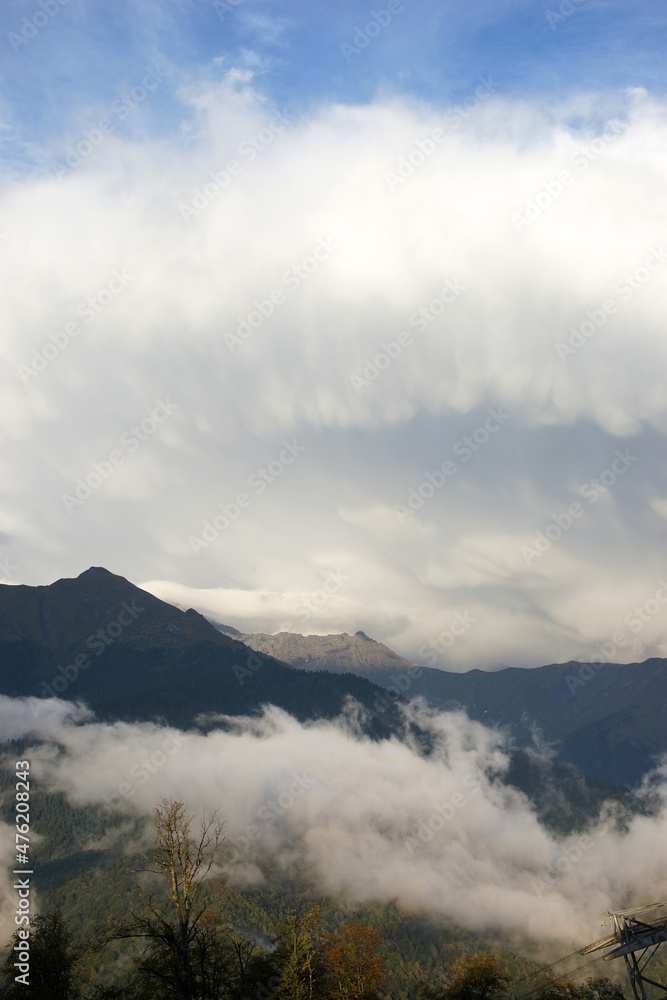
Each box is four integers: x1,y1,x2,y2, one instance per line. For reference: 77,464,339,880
225,628,414,676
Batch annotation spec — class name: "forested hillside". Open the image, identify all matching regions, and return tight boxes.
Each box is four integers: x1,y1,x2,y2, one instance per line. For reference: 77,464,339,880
1,737,660,1000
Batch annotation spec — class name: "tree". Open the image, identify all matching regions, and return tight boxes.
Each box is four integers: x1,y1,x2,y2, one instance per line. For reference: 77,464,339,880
272,909,386,1000
320,922,386,1000
534,978,627,1000
1,909,79,1000
584,978,627,1000
116,798,224,1000
417,953,512,1000
273,902,323,1000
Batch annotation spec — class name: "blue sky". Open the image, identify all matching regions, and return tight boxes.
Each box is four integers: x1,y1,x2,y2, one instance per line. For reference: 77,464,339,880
2,0,666,164
2,0,667,671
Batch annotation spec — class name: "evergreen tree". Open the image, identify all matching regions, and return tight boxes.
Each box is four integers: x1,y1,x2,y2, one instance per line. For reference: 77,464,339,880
1,909,79,1000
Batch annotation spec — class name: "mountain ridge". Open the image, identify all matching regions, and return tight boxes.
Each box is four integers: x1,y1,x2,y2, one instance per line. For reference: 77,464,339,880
2,568,666,785
213,625,415,675
222,625,667,786
0,568,407,739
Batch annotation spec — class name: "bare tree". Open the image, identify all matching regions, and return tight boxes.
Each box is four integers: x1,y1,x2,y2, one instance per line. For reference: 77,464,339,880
119,798,225,1000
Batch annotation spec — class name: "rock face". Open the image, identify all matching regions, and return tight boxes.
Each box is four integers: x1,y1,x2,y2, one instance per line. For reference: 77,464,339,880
215,627,415,679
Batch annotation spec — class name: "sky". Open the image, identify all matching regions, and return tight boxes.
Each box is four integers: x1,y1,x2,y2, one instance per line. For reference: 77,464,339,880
2,0,667,669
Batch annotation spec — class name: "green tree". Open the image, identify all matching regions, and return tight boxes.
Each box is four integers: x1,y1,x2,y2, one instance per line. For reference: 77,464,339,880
273,902,323,1000
417,953,512,1000
534,977,627,1000
1,909,79,1000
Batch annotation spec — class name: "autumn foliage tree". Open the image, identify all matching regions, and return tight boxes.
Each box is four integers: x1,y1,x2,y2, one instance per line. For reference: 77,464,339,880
320,922,386,1000
272,905,386,1000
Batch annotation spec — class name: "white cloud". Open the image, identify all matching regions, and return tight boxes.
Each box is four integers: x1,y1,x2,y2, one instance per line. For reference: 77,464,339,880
2,82,667,667
3,698,667,951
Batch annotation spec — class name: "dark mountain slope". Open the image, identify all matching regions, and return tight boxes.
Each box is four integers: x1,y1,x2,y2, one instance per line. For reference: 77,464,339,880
0,568,403,736
227,628,667,786
407,658,667,786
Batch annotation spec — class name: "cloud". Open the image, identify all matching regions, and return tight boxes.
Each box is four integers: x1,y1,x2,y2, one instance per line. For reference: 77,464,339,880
2,697,667,952
2,80,667,667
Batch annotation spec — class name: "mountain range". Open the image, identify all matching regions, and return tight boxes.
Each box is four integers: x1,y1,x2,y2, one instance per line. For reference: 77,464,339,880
1,567,663,997
217,626,667,787
0,567,405,739
1,567,665,786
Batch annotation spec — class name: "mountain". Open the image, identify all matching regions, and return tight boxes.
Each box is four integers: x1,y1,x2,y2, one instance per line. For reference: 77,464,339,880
0,568,406,738
2,568,665,785
214,626,414,677
225,628,667,786
401,657,667,787
0,570,657,998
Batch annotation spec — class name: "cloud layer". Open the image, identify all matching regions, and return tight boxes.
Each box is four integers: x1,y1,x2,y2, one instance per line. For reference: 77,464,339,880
2,697,667,953
2,78,667,667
